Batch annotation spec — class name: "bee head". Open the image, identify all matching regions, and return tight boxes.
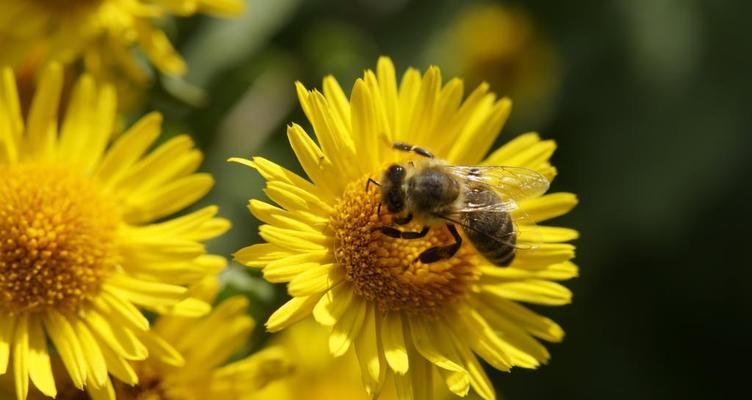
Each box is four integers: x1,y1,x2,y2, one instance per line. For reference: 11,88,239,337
381,164,406,213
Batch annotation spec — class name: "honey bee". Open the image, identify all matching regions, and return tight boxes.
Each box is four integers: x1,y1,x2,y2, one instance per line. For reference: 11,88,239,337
368,142,550,267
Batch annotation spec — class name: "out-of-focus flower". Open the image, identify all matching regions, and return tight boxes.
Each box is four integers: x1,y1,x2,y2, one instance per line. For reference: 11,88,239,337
0,0,245,89
0,64,229,399
256,317,386,400
43,278,293,400
429,3,561,124
232,57,578,399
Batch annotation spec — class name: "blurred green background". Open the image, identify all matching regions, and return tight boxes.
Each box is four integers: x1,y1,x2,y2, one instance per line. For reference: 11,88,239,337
141,0,751,398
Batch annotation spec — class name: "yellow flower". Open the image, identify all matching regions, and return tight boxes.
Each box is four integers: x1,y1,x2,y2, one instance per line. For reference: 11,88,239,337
0,0,245,86
256,317,385,400
47,278,292,400
232,57,579,399
0,64,229,399
434,4,560,123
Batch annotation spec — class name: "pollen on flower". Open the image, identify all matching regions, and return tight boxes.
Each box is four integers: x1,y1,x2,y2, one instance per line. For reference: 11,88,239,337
0,164,119,314
331,176,481,315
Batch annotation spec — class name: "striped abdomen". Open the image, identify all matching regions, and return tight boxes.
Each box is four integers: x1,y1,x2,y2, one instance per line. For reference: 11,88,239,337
459,187,516,266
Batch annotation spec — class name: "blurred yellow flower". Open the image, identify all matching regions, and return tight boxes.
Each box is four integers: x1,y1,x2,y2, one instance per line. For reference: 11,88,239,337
0,0,244,87
0,64,229,399
45,278,292,400
432,4,561,123
256,317,384,400
232,57,578,399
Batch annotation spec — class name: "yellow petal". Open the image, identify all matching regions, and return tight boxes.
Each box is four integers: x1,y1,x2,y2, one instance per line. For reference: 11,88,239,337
451,340,496,400
266,294,323,333
42,311,87,389
517,192,579,223
27,315,56,397
234,243,292,268
480,262,579,282
25,63,62,162
313,282,354,326
381,312,409,375
469,299,551,368
409,318,467,374
138,332,184,367
329,297,367,357
12,314,29,400
96,112,163,186
0,314,15,374
84,309,148,360
264,254,329,283
104,275,187,307
96,289,150,332
71,318,109,387
481,280,572,306
123,173,214,224
354,305,385,396
479,295,564,342
288,263,344,297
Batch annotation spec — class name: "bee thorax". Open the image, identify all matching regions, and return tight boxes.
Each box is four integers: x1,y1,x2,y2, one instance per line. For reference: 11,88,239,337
406,167,460,214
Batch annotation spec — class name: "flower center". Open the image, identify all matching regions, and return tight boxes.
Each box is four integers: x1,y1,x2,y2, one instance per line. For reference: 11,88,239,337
331,176,481,315
0,164,119,314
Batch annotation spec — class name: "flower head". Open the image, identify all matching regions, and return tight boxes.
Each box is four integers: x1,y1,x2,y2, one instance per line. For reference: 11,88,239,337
233,57,578,399
0,0,244,87
434,3,561,123
0,64,229,399
47,278,292,400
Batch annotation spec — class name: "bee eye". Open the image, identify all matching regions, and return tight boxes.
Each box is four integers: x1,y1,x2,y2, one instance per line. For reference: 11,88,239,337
387,164,405,180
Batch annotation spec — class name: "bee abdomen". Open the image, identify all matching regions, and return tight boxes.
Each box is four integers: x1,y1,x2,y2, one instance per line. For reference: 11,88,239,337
459,206,517,267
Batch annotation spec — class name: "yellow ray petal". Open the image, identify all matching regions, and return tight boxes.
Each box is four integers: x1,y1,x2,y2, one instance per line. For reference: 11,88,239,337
313,282,354,326
84,309,148,360
234,243,292,268
354,305,386,396
381,312,409,375
480,279,573,306
288,263,344,297
42,311,87,389
517,192,579,223
138,332,184,367
27,315,56,397
329,297,367,357
123,173,214,224
469,299,551,367
71,317,109,387
0,314,15,374
480,261,579,282
409,318,467,375
266,294,323,333
24,63,62,163
96,112,163,187
12,314,29,400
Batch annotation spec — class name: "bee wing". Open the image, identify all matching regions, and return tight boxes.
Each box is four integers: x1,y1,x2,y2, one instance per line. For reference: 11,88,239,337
445,165,550,213
442,165,550,251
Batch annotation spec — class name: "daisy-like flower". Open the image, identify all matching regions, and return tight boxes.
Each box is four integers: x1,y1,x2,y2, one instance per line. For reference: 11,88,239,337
46,278,293,400
232,57,578,399
433,3,560,124
0,64,229,399
0,0,244,87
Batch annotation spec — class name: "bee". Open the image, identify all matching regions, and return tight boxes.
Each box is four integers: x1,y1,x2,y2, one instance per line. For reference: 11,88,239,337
367,142,550,267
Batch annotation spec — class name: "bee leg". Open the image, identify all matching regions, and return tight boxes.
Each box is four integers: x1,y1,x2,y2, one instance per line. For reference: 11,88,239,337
392,142,434,159
416,223,462,264
376,226,429,239
366,178,381,192
393,213,413,225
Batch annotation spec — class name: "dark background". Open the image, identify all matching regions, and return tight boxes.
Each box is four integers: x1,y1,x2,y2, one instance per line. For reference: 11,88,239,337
143,0,752,398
